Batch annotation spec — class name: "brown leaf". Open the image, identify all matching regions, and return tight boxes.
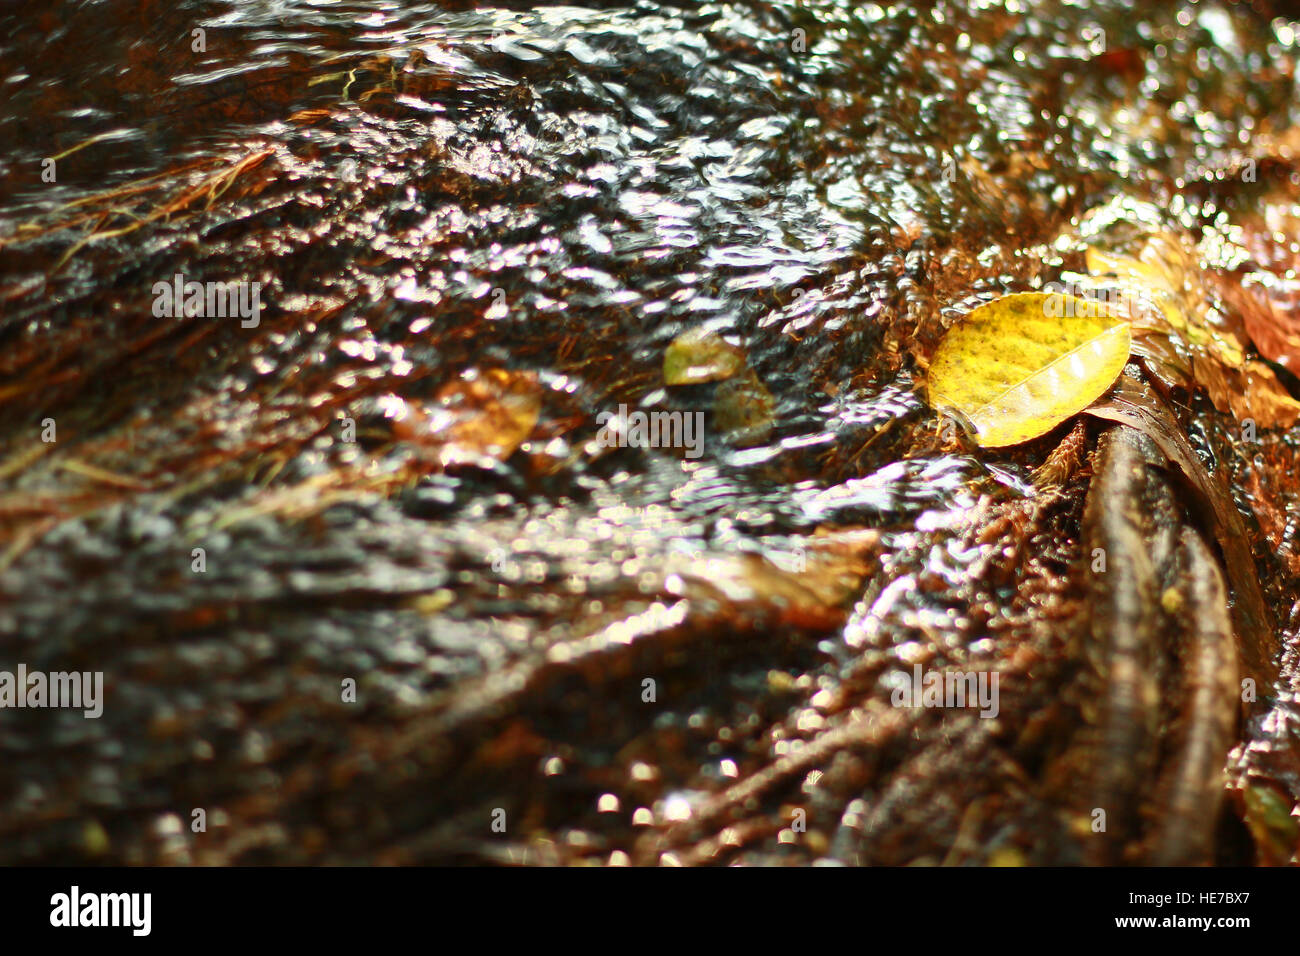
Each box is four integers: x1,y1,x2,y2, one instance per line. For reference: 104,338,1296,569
663,530,880,629
1241,360,1300,429
1216,271,1300,371
1215,184,1300,370
1190,354,1300,429
389,368,542,465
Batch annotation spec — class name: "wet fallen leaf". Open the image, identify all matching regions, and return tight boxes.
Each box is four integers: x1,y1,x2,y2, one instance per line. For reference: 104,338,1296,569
1086,243,1190,334
1216,271,1300,371
926,292,1130,447
662,529,880,629
663,328,746,385
1080,226,1300,424
713,367,775,447
388,368,542,465
1220,188,1300,370
1190,355,1300,429
1087,231,1247,366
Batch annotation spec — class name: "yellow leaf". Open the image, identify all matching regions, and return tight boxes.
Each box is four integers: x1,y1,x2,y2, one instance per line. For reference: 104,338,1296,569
1086,245,1169,289
1087,231,1247,366
927,292,1131,447
1087,244,1190,333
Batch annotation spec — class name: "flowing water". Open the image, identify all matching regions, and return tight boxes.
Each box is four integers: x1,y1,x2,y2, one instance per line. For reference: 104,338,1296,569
1,0,1299,864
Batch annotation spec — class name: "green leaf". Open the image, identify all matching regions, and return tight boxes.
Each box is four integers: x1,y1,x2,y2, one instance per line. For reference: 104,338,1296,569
926,292,1131,447
664,329,746,385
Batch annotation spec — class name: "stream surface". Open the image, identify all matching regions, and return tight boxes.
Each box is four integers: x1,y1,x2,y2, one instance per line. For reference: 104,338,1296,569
1,0,1299,864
